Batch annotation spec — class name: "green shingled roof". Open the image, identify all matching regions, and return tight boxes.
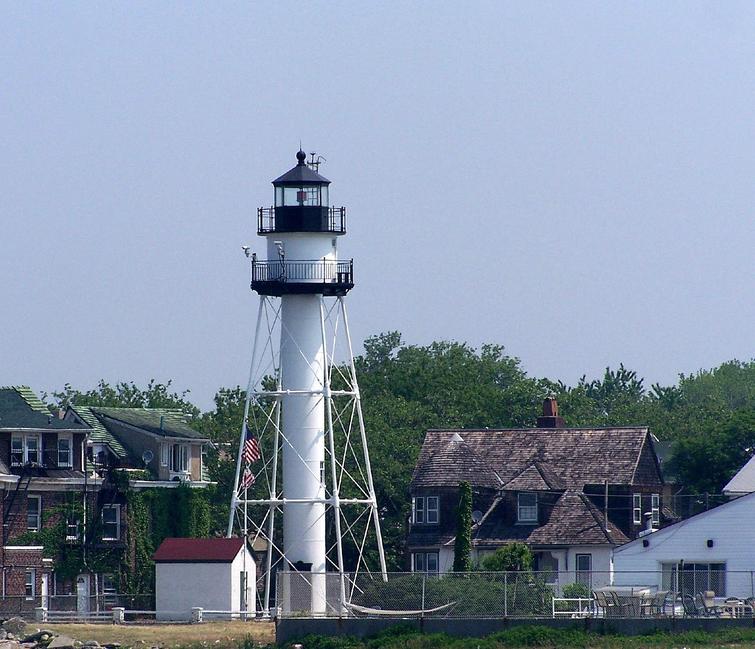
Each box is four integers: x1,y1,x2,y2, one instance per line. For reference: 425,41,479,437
0,386,87,430
91,407,207,440
69,404,129,460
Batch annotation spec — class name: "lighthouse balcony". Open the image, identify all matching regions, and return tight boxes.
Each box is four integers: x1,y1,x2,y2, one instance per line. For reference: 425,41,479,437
251,258,354,296
257,206,346,235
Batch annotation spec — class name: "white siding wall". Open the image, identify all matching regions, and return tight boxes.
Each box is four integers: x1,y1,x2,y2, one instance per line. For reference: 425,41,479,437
231,548,256,615
439,547,455,574
613,492,755,597
156,562,232,620
559,546,613,590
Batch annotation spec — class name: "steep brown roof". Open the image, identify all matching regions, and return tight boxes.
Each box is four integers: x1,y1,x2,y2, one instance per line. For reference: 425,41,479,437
414,428,659,491
501,462,566,491
472,491,629,547
411,433,501,489
153,537,245,563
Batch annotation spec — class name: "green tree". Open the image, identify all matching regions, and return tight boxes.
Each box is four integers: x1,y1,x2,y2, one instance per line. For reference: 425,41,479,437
48,379,199,416
453,481,472,572
481,542,533,572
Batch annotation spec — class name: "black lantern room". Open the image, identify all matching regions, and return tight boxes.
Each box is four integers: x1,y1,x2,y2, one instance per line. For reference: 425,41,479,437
257,151,346,235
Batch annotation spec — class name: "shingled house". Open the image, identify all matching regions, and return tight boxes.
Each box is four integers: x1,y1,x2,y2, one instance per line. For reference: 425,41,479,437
0,386,212,613
408,398,667,588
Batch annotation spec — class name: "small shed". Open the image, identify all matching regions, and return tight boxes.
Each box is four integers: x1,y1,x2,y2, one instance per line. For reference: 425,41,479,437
153,537,255,620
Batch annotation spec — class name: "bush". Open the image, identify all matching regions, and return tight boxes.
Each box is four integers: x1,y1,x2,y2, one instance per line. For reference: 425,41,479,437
562,582,591,599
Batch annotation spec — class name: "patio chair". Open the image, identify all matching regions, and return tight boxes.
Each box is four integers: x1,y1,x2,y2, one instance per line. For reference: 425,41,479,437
695,593,723,617
640,590,669,617
593,590,619,618
682,594,699,617
608,590,634,617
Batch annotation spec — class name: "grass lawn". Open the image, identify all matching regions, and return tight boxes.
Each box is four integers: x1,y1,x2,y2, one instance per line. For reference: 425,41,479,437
41,620,274,648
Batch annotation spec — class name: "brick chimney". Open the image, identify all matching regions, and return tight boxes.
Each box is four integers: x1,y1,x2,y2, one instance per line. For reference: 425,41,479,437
537,396,566,428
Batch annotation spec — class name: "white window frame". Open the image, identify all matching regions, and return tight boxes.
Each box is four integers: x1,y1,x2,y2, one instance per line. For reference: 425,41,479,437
651,493,660,527
413,551,439,573
11,435,23,466
160,443,170,467
102,504,121,541
171,443,189,474
27,495,42,532
25,435,40,465
11,434,41,466
633,493,642,525
576,553,592,587
25,569,35,599
517,492,538,523
66,514,79,541
57,434,73,468
413,496,425,524
426,496,439,524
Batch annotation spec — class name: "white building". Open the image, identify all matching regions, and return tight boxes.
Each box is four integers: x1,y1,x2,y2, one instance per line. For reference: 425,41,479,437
613,492,755,598
723,455,755,496
153,537,255,620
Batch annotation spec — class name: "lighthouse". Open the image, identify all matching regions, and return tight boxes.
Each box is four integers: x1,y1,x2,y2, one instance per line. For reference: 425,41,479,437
229,151,386,615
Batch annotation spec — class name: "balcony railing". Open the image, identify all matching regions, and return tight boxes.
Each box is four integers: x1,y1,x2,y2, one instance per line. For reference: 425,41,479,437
250,259,354,296
257,206,346,234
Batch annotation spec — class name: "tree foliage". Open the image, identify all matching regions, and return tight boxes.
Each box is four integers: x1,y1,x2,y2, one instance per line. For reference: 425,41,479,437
46,347,755,569
480,542,534,572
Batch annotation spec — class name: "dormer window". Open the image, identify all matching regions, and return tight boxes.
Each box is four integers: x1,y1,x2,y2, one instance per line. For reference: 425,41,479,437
58,435,72,468
412,496,439,525
11,434,40,466
517,493,538,523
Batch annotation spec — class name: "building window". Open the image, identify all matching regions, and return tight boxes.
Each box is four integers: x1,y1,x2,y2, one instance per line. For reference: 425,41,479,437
662,562,726,596
102,505,120,541
171,444,189,473
576,553,592,587
651,493,660,527
633,493,642,525
66,515,79,541
11,435,23,465
101,574,117,605
413,552,439,573
27,496,41,532
58,436,72,467
160,443,169,467
412,496,439,525
413,497,424,524
426,496,439,524
26,436,39,464
12,435,41,466
25,569,35,599
517,493,538,523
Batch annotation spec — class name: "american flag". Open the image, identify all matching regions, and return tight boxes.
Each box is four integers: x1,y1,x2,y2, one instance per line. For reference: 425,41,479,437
242,425,261,464
240,467,255,490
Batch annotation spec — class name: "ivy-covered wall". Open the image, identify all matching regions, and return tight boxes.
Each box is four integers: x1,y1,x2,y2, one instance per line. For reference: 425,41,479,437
8,481,212,596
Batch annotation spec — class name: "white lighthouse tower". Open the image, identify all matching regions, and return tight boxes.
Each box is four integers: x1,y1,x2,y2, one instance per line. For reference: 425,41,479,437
228,151,387,616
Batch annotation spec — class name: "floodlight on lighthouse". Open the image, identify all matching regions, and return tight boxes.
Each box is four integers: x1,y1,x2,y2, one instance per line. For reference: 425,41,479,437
229,150,386,617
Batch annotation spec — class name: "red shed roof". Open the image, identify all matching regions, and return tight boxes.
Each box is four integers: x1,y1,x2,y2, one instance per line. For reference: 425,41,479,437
153,537,246,563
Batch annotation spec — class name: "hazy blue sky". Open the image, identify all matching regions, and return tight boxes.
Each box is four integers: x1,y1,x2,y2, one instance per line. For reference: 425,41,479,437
2,2,754,410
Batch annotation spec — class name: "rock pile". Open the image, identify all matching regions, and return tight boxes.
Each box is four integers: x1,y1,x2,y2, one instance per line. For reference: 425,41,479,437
0,618,121,649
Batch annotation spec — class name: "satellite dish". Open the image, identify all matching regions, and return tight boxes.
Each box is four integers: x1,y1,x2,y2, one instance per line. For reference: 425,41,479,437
472,510,483,524
142,449,154,465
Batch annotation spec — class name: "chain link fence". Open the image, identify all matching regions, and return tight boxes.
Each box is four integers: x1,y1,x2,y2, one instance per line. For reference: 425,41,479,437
276,570,755,619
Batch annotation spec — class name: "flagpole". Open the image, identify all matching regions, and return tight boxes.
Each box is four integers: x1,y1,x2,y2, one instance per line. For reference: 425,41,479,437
243,468,248,617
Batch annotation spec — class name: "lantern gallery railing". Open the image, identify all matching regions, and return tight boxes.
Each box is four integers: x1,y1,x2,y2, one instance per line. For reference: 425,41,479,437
250,259,354,296
257,206,347,234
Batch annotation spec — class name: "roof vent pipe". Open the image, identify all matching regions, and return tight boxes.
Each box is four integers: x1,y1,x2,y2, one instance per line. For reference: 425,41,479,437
160,415,165,431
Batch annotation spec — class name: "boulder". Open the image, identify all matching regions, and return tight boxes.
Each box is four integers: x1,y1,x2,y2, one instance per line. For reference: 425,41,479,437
48,636,77,649
0,640,21,649
0,630,6,640
1,620,26,637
